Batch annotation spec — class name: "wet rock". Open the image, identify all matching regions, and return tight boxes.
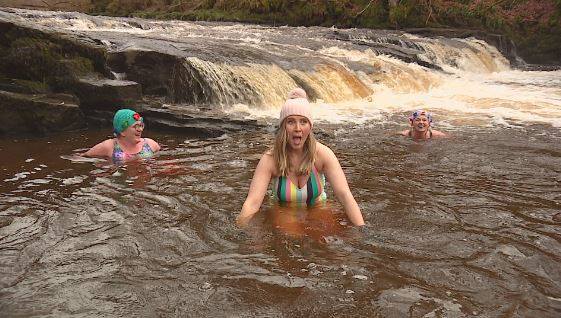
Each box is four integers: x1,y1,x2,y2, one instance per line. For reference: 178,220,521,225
107,50,178,97
352,274,368,280
374,287,464,318
84,101,263,137
73,78,142,110
496,244,526,259
405,28,521,67
0,90,85,135
0,77,49,95
0,19,109,87
331,30,441,70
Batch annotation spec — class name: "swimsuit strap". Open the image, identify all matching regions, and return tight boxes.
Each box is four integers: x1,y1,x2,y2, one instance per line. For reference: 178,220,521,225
113,139,122,151
112,139,126,162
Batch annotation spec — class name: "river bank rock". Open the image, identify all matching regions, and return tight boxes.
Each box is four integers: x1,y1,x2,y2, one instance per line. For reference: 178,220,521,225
107,50,178,97
73,78,142,110
0,10,265,137
85,99,264,138
0,90,85,135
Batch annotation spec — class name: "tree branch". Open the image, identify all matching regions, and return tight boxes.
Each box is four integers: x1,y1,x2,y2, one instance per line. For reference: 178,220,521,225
355,0,374,18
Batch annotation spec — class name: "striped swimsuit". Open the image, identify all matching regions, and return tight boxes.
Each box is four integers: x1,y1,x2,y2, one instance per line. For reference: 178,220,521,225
272,166,327,206
112,138,154,162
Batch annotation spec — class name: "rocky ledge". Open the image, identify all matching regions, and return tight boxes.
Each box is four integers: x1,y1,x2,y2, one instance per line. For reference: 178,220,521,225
0,12,264,137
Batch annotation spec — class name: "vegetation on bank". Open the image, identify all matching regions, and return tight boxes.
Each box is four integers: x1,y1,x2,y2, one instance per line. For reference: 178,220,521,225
5,1,561,64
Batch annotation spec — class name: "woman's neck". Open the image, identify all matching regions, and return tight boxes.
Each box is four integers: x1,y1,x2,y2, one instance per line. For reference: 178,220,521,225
288,148,304,159
287,149,305,171
411,129,430,139
117,137,141,148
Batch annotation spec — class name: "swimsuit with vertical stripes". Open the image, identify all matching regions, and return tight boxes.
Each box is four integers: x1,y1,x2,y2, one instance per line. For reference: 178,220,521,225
272,166,327,206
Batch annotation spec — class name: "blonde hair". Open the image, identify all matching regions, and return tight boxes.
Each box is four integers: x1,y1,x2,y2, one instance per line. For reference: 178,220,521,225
272,119,317,176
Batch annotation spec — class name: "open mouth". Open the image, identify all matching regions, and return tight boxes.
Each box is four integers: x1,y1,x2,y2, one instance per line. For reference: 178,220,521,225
292,136,303,145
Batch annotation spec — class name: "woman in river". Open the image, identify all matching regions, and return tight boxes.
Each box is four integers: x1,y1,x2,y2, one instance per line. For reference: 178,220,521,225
84,108,160,162
401,109,446,140
237,96,365,229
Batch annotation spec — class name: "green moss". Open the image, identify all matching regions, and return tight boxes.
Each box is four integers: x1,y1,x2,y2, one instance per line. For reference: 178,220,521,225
2,37,61,83
12,79,50,94
0,32,99,92
60,57,95,76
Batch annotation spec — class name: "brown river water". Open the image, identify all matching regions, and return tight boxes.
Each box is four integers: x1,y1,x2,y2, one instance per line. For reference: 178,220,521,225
1,8,561,317
1,120,560,317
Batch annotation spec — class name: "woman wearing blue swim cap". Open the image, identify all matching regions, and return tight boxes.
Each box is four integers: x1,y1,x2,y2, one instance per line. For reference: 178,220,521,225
84,109,161,162
401,109,446,139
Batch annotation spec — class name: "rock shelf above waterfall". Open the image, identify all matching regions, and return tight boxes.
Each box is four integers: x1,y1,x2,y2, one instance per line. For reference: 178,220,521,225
0,8,533,136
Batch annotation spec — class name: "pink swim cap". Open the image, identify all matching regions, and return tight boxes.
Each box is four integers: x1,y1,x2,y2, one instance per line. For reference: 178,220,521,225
287,87,307,99
279,98,312,126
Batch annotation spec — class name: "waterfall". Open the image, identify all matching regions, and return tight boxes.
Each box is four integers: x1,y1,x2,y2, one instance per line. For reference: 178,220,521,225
2,8,560,127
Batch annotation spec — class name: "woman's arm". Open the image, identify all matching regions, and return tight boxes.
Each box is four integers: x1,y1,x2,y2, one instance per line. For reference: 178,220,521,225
237,153,274,227
83,139,113,158
318,144,365,226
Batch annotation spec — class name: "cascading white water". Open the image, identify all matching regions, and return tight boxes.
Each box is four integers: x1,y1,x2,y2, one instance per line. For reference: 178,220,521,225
179,57,297,108
2,8,560,128
311,46,561,128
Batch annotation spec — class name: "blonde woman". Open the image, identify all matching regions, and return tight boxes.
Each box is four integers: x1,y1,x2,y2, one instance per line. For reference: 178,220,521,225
237,96,365,228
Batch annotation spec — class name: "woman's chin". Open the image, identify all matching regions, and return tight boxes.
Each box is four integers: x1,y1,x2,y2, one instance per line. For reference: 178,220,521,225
288,143,304,150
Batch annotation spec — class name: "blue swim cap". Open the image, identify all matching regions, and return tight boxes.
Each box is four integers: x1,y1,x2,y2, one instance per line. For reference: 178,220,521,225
113,109,143,136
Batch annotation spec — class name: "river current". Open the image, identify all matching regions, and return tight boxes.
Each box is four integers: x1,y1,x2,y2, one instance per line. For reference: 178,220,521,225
1,8,561,318
2,119,561,317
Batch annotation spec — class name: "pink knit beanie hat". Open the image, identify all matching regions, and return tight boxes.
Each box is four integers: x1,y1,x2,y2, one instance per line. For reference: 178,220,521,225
279,98,313,126
287,87,307,99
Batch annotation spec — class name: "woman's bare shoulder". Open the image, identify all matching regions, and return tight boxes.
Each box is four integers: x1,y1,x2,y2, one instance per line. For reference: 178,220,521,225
258,150,278,175
314,141,337,171
316,141,335,157
260,150,275,165
84,138,114,158
431,129,448,137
